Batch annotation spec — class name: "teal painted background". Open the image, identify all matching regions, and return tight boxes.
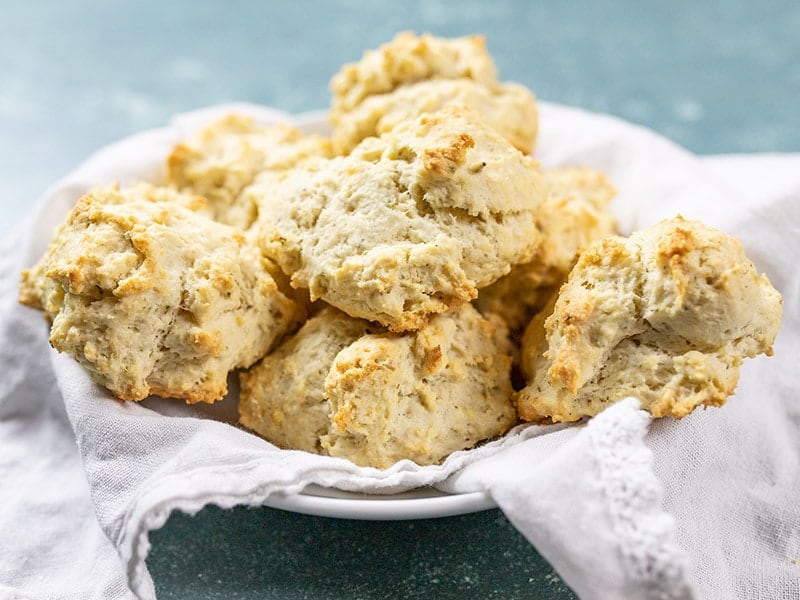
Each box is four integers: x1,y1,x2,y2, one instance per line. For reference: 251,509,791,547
3,1,798,597
2,0,799,239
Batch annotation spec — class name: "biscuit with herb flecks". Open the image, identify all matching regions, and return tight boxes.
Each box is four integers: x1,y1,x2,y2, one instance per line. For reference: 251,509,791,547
20,183,303,403
240,304,516,468
330,31,498,115
332,75,538,155
253,105,546,332
477,166,617,338
167,114,332,228
515,216,782,422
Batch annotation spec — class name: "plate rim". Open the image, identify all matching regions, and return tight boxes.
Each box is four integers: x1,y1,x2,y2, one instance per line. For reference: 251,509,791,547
261,486,497,520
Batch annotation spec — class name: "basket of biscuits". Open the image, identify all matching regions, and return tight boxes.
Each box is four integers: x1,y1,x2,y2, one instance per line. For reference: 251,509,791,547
20,32,782,470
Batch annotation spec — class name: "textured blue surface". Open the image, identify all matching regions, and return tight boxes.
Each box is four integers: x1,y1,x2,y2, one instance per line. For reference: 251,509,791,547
3,1,799,598
148,506,576,599
2,0,799,238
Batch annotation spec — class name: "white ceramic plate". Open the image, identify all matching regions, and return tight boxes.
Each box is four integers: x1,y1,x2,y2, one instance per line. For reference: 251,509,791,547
262,485,496,520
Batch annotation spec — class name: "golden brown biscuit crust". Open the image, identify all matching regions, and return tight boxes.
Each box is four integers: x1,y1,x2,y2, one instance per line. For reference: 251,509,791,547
330,32,498,115
167,114,332,229
329,32,538,155
239,306,377,452
253,106,546,332
239,304,516,468
22,183,303,403
516,216,782,422
476,167,617,338
331,77,539,155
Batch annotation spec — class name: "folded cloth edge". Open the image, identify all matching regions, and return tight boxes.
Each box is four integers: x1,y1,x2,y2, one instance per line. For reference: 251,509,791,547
492,398,694,600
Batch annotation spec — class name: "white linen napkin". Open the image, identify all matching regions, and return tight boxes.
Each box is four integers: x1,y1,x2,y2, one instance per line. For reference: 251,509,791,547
0,103,797,600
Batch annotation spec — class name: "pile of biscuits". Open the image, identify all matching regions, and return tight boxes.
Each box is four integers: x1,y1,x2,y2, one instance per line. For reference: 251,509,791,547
20,33,782,468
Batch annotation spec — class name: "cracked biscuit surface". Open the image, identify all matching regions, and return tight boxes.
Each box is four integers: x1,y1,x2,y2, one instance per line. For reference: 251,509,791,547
476,167,617,337
167,114,332,229
332,74,538,155
239,306,378,454
239,304,516,468
330,32,538,155
20,183,303,403
330,32,498,116
516,216,782,422
254,105,546,332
